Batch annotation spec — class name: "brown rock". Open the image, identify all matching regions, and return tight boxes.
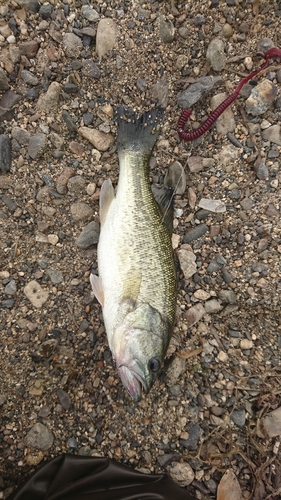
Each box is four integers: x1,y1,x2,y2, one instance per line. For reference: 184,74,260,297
169,462,194,486
266,204,279,217
184,303,206,326
0,22,12,38
69,141,85,156
47,45,59,62
19,40,39,57
210,92,235,135
246,80,278,116
26,451,44,466
96,19,117,58
0,176,12,189
257,238,268,253
37,81,61,113
78,127,115,151
70,202,93,222
0,68,9,91
67,176,87,194
262,124,281,146
56,167,75,194
0,90,21,122
36,186,51,202
187,156,203,173
49,21,62,43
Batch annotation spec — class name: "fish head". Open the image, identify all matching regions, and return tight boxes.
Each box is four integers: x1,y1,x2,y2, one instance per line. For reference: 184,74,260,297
111,304,172,402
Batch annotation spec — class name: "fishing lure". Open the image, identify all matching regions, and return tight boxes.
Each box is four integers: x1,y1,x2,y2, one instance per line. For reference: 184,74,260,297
177,47,281,142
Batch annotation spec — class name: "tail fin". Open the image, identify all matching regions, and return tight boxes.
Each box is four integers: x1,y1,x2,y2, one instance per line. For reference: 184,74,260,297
116,106,165,156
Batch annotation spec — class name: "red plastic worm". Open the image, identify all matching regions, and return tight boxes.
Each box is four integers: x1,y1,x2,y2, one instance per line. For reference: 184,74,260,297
177,47,281,142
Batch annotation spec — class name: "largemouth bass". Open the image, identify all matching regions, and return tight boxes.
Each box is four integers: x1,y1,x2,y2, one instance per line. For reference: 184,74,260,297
90,107,177,401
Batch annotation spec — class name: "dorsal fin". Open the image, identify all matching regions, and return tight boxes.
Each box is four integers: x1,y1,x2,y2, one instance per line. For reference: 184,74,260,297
151,184,174,236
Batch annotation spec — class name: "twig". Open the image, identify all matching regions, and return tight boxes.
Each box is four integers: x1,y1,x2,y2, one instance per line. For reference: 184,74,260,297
177,345,203,359
265,487,281,500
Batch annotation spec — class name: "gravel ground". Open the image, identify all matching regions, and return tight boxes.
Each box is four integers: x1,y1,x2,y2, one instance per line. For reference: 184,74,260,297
1,1,281,498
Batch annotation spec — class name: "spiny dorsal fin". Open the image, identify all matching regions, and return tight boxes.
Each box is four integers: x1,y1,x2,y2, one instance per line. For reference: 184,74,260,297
151,184,174,236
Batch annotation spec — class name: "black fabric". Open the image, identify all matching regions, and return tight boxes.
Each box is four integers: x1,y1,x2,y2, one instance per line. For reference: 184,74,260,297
7,454,195,500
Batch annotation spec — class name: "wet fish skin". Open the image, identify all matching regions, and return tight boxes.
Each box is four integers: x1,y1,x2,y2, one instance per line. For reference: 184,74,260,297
91,107,177,401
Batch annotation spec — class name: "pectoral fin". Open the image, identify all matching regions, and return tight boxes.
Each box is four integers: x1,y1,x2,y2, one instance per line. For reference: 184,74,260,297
151,184,174,236
90,274,104,306
122,268,142,305
100,179,115,225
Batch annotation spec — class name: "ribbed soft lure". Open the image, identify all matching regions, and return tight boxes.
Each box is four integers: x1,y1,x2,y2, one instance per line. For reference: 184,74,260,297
177,47,281,142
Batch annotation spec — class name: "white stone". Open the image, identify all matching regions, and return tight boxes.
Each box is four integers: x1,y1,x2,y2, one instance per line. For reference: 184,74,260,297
87,183,96,196
169,462,194,487
198,198,226,213
217,350,228,362
193,289,211,301
35,232,49,243
79,127,115,151
172,233,180,250
204,299,222,313
178,249,197,280
188,187,196,209
47,234,59,245
24,280,49,309
7,35,16,44
244,56,253,70
96,19,116,58
210,92,235,135
240,339,253,350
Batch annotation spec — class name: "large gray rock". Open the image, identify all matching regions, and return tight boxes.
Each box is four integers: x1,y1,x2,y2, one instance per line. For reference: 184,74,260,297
206,38,226,72
28,133,47,159
24,423,54,450
75,221,100,249
96,19,116,58
210,92,235,135
178,76,221,109
37,82,61,113
63,33,83,58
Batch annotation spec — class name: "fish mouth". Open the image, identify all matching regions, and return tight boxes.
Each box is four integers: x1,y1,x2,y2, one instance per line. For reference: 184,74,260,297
117,364,149,402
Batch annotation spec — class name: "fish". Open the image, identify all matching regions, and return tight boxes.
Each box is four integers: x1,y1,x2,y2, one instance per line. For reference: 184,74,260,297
90,106,177,402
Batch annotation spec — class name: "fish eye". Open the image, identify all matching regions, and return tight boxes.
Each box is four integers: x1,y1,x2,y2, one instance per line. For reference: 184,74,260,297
148,357,161,373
